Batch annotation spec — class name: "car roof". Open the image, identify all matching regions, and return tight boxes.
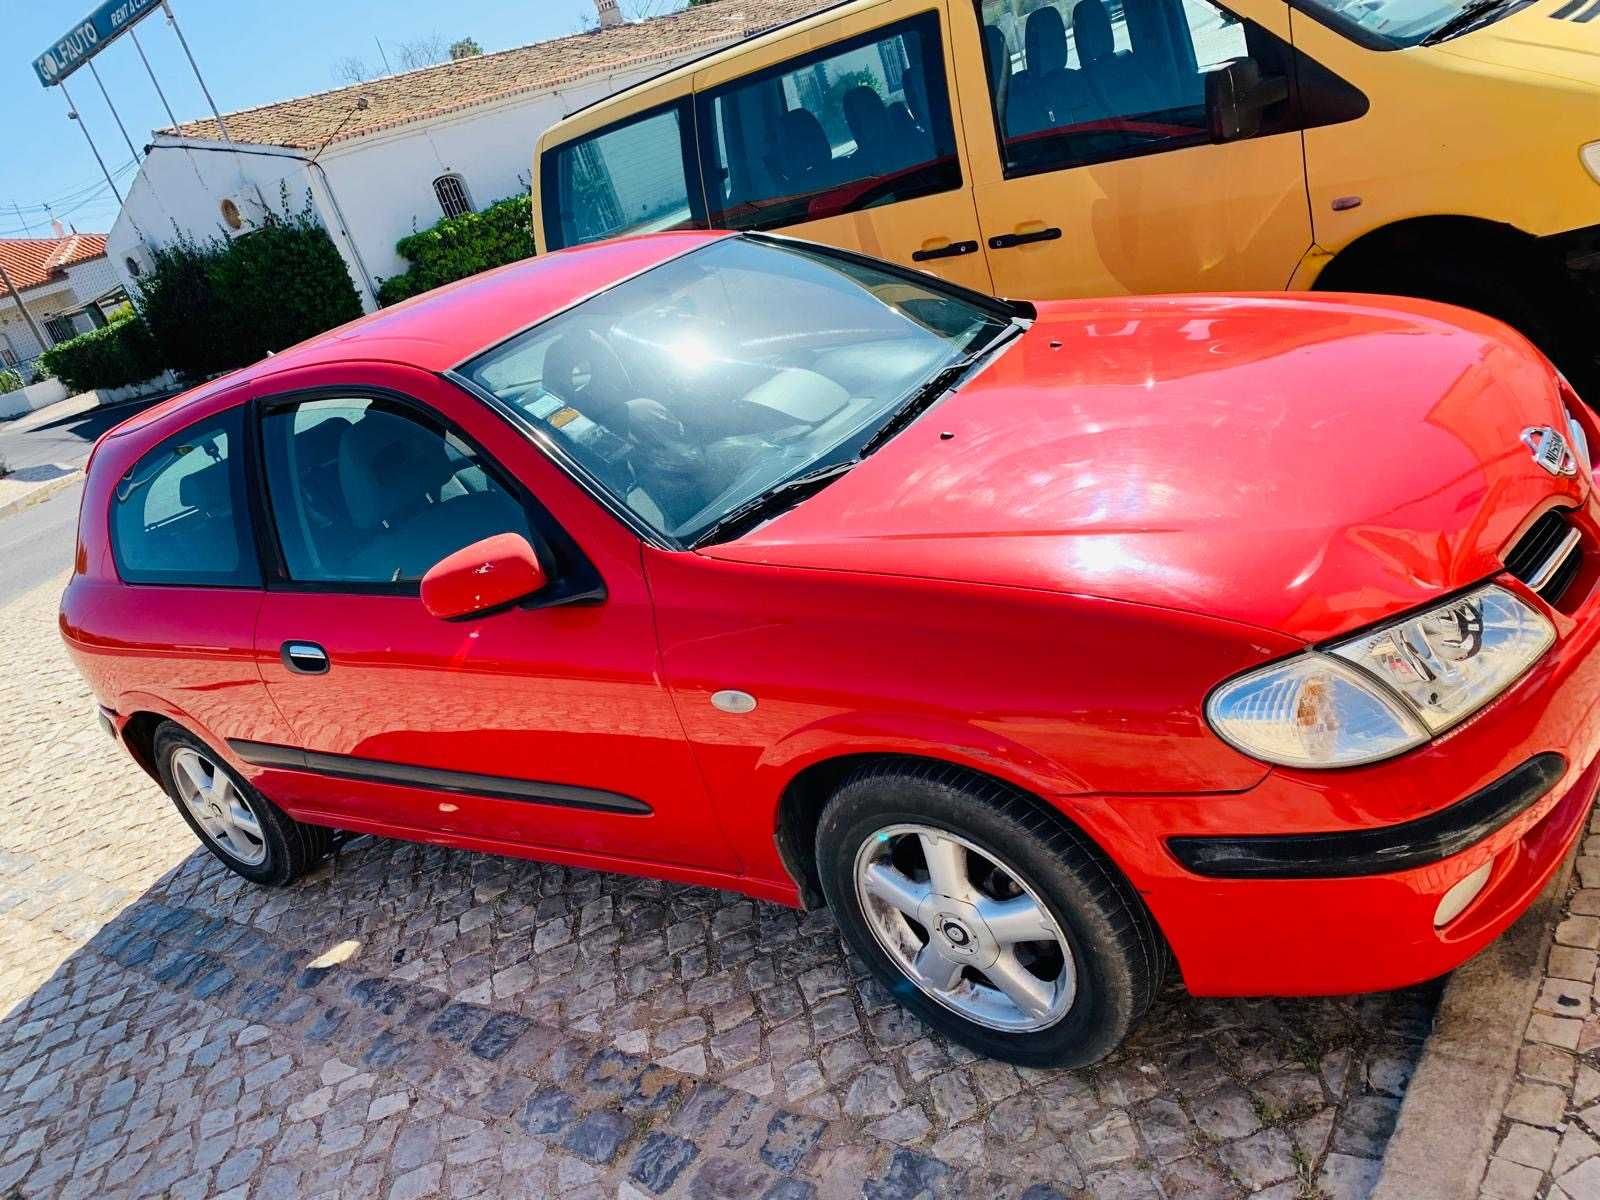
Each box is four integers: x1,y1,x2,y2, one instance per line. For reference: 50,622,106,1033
105,230,729,439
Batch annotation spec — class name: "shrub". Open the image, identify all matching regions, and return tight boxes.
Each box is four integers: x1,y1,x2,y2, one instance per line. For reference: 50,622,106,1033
377,194,534,306
138,192,363,379
37,312,162,394
0,368,21,395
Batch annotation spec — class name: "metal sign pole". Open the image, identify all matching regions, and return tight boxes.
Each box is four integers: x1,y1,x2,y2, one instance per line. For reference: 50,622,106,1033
160,1,234,145
58,80,124,206
88,60,141,163
128,28,178,127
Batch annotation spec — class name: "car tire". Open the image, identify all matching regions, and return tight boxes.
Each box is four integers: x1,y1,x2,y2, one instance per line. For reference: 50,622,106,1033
153,722,329,886
815,761,1164,1068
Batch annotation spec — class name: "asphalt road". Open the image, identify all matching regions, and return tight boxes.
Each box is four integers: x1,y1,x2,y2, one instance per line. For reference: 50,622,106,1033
0,392,170,606
0,481,81,608
0,393,168,474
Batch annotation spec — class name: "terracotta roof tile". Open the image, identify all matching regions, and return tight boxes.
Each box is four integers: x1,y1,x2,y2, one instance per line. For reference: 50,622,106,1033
0,234,107,293
163,0,834,151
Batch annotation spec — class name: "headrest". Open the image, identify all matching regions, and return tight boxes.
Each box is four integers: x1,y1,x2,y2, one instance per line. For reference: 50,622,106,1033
337,412,453,531
841,85,889,147
177,458,230,515
983,25,1012,91
778,108,831,178
1073,0,1115,64
1026,6,1068,76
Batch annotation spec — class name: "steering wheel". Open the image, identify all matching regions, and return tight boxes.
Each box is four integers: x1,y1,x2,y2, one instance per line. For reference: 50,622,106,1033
542,327,634,428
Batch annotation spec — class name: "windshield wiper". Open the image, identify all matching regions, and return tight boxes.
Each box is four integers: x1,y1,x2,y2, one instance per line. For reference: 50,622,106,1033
856,334,1010,460
1421,0,1517,43
691,460,858,548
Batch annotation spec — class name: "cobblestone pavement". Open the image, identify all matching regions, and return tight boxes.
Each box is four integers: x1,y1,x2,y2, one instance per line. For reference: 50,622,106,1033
0,574,1439,1199
1479,838,1600,1200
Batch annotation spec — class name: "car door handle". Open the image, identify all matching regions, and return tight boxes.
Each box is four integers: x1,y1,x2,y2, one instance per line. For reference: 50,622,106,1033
989,227,1063,250
281,641,330,675
911,239,980,262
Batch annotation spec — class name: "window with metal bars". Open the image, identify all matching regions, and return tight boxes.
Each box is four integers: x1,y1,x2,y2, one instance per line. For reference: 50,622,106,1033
433,174,474,219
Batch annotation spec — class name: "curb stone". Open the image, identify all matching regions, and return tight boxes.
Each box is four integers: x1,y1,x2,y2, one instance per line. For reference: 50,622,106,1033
0,468,83,521
1371,837,1582,1200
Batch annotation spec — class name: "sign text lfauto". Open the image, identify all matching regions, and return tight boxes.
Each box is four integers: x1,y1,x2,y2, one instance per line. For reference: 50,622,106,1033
33,0,163,88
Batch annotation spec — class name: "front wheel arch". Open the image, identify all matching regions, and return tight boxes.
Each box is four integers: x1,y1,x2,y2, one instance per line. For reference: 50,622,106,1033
1312,215,1596,395
773,751,1148,915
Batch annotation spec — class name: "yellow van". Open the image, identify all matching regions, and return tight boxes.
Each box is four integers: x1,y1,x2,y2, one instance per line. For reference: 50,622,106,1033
534,0,1599,393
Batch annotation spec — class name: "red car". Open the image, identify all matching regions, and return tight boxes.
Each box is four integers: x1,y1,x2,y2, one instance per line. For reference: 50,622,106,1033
62,231,1600,1066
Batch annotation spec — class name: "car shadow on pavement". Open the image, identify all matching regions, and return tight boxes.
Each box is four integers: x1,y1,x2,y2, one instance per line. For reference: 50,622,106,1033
0,810,1441,1199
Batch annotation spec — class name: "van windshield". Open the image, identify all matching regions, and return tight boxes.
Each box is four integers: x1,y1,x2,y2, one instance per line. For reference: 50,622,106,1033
457,237,1014,546
1295,0,1522,46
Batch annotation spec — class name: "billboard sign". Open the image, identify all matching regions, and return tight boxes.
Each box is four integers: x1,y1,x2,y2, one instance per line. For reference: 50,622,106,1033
34,0,164,88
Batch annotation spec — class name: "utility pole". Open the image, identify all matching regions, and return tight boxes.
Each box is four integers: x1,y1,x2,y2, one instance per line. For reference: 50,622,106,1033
0,260,49,358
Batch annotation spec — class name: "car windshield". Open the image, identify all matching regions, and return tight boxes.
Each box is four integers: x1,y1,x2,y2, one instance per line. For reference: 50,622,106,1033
457,236,1013,545
1297,0,1517,46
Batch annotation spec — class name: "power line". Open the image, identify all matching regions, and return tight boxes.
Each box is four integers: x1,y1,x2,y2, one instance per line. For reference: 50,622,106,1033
7,159,139,215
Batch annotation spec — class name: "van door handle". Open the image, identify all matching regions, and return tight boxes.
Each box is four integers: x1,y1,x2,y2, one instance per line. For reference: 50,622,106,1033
912,240,980,262
989,227,1063,250
281,641,330,675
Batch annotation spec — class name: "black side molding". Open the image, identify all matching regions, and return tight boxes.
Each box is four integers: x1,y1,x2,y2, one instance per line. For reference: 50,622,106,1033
1168,753,1566,879
228,740,651,815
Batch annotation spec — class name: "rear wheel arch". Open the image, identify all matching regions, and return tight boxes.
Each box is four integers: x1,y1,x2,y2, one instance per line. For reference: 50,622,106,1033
120,710,169,784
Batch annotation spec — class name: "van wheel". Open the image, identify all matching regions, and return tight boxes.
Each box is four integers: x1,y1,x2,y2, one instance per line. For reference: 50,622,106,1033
153,723,329,886
814,762,1163,1068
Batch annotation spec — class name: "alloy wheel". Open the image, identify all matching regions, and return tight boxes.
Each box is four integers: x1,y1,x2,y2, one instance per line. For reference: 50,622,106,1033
170,747,268,866
852,823,1076,1032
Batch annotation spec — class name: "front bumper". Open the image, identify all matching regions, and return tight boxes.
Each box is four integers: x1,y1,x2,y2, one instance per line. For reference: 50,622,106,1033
1066,508,1600,997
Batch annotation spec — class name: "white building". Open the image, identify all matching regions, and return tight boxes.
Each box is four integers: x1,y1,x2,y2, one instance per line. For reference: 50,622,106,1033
106,0,827,314
0,233,125,376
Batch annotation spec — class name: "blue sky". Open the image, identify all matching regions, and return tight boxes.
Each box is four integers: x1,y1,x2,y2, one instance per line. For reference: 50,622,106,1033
0,0,687,241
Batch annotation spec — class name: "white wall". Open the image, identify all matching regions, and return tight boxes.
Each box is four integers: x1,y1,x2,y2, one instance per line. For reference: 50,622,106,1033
106,48,719,316
107,139,317,296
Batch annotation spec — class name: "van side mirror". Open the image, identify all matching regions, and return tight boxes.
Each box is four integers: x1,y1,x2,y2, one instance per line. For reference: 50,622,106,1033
1206,58,1288,143
421,532,548,620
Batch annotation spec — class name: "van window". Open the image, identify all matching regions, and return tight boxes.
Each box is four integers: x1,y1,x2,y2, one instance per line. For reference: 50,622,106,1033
977,0,1294,176
541,101,704,251
110,407,260,588
696,12,961,232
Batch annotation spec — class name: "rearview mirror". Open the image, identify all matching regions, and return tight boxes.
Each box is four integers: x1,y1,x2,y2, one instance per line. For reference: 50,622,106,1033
1205,59,1287,143
421,533,547,620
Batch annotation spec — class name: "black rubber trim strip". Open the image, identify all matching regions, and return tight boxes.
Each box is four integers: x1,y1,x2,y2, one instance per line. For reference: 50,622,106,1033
228,739,651,815
1168,752,1565,879
1550,0,1586,17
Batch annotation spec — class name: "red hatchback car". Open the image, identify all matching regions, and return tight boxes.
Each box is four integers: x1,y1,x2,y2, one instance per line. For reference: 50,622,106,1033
62,231,1600,1066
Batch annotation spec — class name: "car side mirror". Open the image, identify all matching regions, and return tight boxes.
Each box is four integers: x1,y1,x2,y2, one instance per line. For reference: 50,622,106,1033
421,532,548,620
1206,58,1287,143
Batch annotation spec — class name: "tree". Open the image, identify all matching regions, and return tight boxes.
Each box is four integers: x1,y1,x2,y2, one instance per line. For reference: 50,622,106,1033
449,37,483,59
332,55,372,85
394,33,448,71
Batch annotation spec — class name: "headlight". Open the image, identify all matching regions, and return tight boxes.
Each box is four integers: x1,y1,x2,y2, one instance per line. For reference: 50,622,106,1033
1584,142,1600,185
1208,584,1553,768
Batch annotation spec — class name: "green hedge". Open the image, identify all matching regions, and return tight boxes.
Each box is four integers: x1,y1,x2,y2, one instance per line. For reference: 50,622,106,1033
377,195,534,306
37,313,162,394
138,193,363,380
0,368,22,394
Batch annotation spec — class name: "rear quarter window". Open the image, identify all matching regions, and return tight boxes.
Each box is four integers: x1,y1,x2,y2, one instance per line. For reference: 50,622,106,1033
540,100,705,251
110,406,261,588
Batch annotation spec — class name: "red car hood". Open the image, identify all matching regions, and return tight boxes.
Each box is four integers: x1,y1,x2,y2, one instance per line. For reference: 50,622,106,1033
703,293,1585,643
